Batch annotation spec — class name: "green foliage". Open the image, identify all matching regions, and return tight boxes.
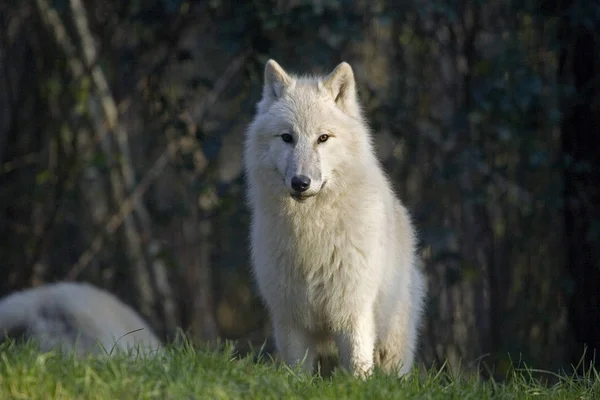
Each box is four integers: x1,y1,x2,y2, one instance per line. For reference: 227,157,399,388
0,342,599,399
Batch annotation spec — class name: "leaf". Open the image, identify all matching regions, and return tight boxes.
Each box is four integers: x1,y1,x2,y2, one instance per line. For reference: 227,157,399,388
36,170,53,185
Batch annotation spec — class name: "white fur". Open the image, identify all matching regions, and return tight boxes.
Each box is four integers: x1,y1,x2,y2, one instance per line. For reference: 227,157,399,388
0,282,162,356
243,59,426,378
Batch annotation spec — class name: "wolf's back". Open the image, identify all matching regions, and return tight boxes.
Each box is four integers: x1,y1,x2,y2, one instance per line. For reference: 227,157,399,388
0,282,162,355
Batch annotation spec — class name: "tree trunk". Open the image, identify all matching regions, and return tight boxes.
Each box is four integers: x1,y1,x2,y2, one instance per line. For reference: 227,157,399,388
559,16,600,368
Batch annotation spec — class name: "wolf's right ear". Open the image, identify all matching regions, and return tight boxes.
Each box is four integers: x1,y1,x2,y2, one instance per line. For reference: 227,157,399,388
263,59,292,102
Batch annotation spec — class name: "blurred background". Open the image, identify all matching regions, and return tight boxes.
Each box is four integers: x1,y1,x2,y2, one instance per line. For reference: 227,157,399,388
1,0,598,378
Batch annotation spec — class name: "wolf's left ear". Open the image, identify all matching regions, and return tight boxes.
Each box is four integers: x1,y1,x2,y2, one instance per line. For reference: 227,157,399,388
323,62,360,116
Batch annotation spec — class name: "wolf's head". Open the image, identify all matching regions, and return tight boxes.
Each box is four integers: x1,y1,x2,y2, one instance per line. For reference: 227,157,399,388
245,59,372,202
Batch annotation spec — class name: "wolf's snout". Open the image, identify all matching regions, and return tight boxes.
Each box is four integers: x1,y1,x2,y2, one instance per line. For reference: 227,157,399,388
291,175,311,192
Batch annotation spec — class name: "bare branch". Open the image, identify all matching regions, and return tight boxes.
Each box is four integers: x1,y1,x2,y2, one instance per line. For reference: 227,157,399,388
0,152,40,175
66,50,249,280
66,149,171,280
36,0,156,319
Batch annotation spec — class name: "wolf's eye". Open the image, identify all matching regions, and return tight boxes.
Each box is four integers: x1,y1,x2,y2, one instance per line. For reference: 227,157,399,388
281,133,293,143
317,134,330,144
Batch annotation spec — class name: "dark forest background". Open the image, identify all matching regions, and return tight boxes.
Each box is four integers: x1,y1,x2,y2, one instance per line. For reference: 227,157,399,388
1,0,598,378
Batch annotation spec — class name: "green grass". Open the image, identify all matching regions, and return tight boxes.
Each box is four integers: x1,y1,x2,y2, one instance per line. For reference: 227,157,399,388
0,341,598,400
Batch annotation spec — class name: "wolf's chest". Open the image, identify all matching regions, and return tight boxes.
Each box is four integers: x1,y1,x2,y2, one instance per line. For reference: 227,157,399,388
253,207,376,326
282,263,350,330
276,237,367,326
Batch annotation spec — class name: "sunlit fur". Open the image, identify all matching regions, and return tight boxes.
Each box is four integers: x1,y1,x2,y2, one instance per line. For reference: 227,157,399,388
244,59,426,378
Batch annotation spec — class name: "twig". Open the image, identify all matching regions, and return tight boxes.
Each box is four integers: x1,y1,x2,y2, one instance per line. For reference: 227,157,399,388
180,50,250,128
66,149,171,280
0,152,40,175
35,0,84,77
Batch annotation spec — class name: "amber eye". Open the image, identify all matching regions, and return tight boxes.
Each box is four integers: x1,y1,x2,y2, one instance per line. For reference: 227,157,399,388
281,133,293,143
317,134,330,144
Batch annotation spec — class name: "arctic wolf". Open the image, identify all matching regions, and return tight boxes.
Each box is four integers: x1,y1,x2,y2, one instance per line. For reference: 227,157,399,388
243,59,426,377
0,282,162,355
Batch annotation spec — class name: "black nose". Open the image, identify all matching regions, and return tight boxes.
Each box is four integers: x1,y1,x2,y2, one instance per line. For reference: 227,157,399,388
291,175,311,192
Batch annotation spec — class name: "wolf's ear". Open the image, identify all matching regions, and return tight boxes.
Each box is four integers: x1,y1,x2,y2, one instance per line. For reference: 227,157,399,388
323,62,359,116
263,59,292,101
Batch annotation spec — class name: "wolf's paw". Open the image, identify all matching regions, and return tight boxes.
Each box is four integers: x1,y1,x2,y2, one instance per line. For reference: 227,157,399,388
352,360,374,380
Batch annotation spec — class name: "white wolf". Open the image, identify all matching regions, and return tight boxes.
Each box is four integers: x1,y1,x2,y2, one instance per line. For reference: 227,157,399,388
243,59,426,377
0,282,162,356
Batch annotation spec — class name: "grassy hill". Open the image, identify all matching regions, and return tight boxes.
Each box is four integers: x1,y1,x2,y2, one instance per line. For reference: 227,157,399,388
0,342,597,399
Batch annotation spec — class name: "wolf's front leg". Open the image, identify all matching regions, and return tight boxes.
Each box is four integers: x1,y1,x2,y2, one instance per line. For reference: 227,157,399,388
273,320,316,374
335,313,376,379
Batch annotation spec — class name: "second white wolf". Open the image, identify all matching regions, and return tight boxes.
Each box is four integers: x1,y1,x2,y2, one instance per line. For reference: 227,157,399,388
244,59,426,377
0,282,162,356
